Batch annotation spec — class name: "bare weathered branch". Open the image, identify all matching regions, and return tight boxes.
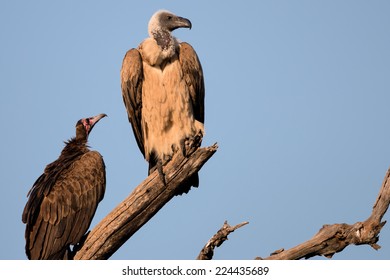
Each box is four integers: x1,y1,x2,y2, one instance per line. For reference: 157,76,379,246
71,136,390,260
197,221,249,260
257,167,390,260
74,143,218,260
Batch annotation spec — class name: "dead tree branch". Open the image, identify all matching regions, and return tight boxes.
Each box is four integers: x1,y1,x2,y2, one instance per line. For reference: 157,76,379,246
74,143,218,260
257,167,390,260
197,221,249,260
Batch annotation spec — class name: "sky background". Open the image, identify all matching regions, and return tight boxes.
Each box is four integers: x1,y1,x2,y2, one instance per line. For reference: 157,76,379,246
1,0,390,260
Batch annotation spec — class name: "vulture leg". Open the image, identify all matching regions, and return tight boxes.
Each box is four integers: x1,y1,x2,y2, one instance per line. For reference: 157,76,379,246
148,153,167,185
156,159,166,185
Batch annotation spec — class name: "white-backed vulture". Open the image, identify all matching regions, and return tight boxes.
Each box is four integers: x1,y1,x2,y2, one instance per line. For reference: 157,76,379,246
22,113,107,259
121,10,205,194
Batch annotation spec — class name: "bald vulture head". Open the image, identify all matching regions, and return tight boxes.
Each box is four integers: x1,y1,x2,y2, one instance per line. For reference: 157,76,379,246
148,10,192,50
75,113,107,141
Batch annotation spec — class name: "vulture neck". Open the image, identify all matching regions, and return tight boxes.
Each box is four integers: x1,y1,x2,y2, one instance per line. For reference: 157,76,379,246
75,125,89,142
153,29,173,51
151,29,177,59
63,137,90,156
69,125,90,152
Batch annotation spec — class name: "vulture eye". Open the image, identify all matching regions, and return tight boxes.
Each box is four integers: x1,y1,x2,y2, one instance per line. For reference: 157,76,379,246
167,15,172,20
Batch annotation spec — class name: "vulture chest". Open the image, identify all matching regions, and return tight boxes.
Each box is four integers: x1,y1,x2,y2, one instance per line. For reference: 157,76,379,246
141,60,197,161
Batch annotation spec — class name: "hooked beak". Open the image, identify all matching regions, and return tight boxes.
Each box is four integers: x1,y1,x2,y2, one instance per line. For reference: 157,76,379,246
176,16,192,30
87,113,107,134
169,16,192,31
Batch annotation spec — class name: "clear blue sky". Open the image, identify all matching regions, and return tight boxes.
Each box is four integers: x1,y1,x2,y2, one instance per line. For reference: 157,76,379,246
1,0,390,260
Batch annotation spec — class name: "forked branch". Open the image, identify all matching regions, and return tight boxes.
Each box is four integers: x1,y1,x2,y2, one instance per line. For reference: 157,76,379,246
197,221,249,260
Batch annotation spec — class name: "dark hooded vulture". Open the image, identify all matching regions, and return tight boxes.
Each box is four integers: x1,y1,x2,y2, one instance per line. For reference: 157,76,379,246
121,10,205,194
22,113,107,260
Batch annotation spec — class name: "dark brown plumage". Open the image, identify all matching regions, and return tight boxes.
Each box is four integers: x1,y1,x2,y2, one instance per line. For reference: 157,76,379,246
121,10,205,194
22,113,107,260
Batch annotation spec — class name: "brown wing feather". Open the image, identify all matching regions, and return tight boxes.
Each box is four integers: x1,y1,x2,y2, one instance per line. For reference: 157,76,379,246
179,42,205,124
23,151,105,259
120,48,145,156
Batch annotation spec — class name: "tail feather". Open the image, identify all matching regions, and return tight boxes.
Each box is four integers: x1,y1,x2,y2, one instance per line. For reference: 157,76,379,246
175,172,199,196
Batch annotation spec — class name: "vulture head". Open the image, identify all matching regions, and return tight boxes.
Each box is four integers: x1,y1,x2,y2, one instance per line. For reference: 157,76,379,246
148,10,192,40
75,113,107,141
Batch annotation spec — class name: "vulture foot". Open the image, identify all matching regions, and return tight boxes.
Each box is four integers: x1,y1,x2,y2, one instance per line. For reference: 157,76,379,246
67,231,90,260
180,131,203,158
